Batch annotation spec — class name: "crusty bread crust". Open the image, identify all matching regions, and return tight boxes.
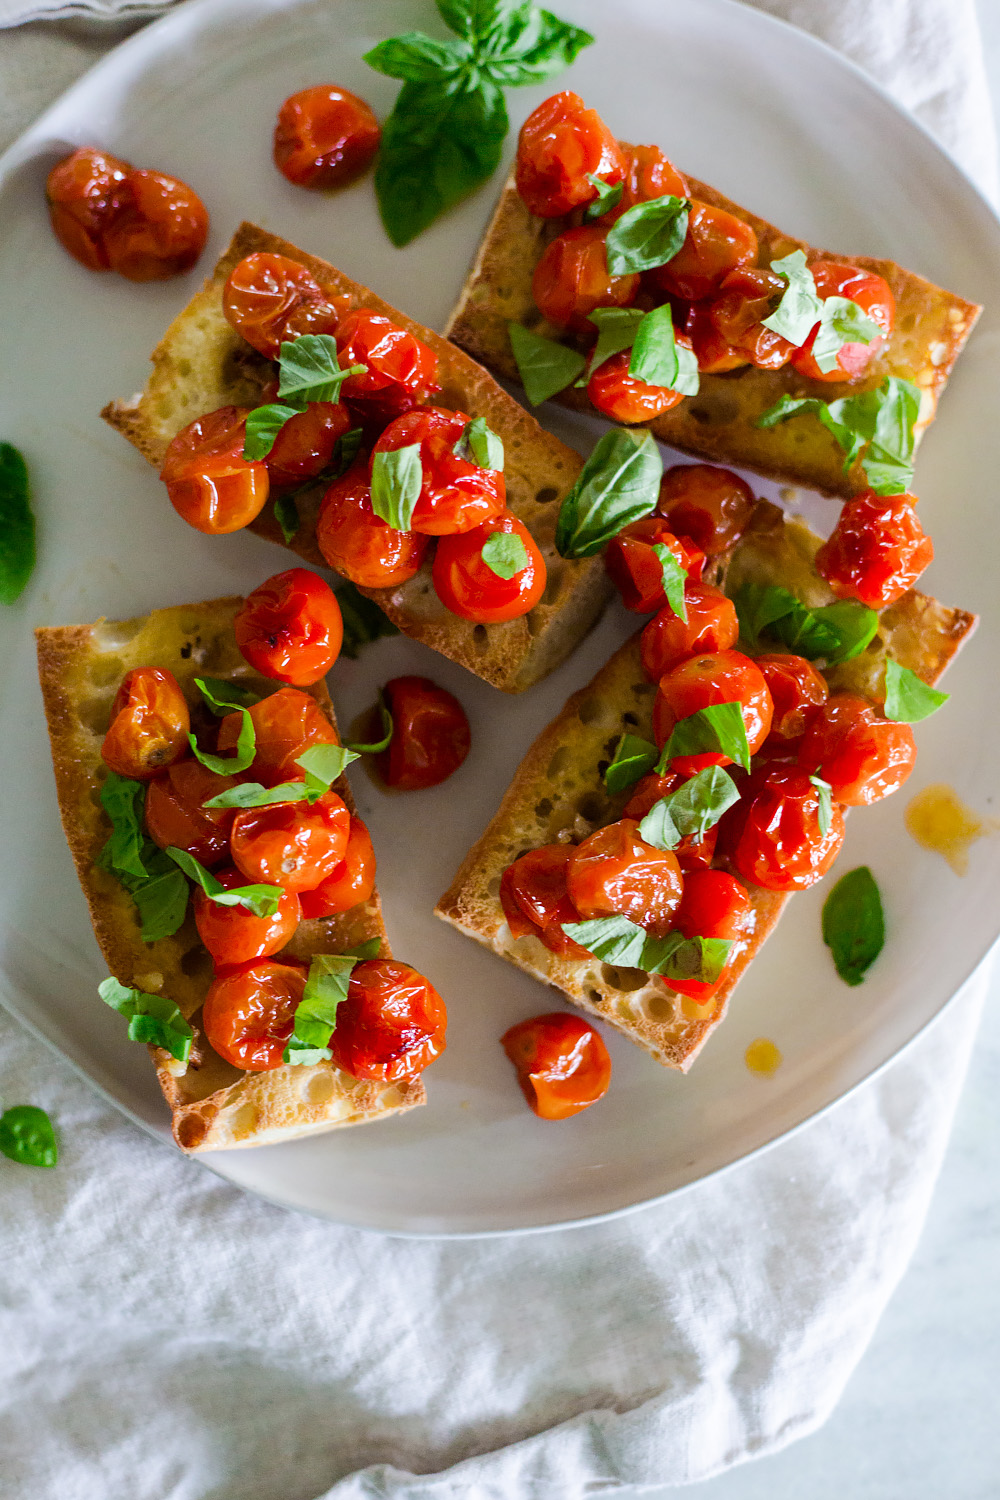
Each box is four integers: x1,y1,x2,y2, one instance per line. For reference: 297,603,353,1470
103,222,611,693
36,596,425,1152
445,163,981,498
436,503,977,1070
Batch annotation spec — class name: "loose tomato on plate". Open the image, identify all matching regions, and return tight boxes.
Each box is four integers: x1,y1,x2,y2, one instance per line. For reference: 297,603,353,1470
101,667,189,780
222,251,346,360
667,869,753,1001
790,261,894,382
815,490,933,608
298,816,377,919
144,758,239,867
194,867,302,970
657,464,756,555
432,511,546,623
234,569,343,686
230,789,351,892
605,517,704,614
565,818,684,936
720,765,845,892
499,846,590,959
374,676,471,791
274,84,381,189
797,693,916,805
587,348,688,424
372,408,505,535
532,226,639,331
501,1012,611,1121
651,200,757,302
316,461,429,588
330,960,447,1082
202,959,306,1071
515,90,625,218
653,650,773,775
639,583,738,678
160,407,270,535
217,685,339,786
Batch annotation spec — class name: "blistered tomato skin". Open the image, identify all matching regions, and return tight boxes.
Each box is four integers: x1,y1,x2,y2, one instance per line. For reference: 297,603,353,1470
331,960,447,1082
337,309,440,421
316,461,429,589
217,686,339,787
684,301,747,375
657,464,756,556
722,766,845,892
797,693,917,806
621,773,719,872
501,1012,612,1121
669,869,753,1000
432,511,546,624
194,867,302,969
598,143,688,223
202,960,306,1071
274,85,381,189
372,408,505,536
790,261,895,383
639,583,739,679
262,394,351,490
815,490,933,609
101,667,190,781
653,650,773,776
230,789,351,892
234,568,343,686
755,654,829,744
499,846,590,959
587,348,687,424
653,201,758,302
222,252,346,360
298,816,377,919
159,407,270,535
375,676,471,791
532,226,639,332
46,148,131,270
144,759,239,867
707,266,795,370
605,517,704,614
566,818,684,937
515,91,626,218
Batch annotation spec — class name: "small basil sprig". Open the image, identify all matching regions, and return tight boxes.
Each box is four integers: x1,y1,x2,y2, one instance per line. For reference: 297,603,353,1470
604,733,660,796
733,583,878,665
660,702,751,773
821,865,885,986
762,251,881,372
453,416,504,471
758,376,920,495
562,914,732,985
243,337,366,461
508,322,587,406
364,2,593,246
584,174,623,220
189,677,256,774
165,849,283,918
95,773,189,942
555,429,662,558
370,443,423,530
336,581,400,656
0,442,36,605
0,1105,57,1168
883,659,948,722
604,195,690,276
638,766,739,850
284,940,382,1064
481,530,529,579
98,977,194,1062
203,743,361,810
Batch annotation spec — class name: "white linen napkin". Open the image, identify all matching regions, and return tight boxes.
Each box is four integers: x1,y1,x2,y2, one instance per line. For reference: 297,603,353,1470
0,3,995,1498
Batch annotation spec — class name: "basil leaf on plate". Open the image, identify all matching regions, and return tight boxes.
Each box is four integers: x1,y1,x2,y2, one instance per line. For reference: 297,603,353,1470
98,977,194,1063
604,195,690,276
364,30,470,80
883,659,949,722
555,429,662,558
604,733,660,795
584,174,623,220
335,582,400,658
821,865,885,986
481,530,529,579
453,416,504,470
628,303,699,395
508,322,587,406
659,701,751,773
284,941,383,1064
651,543,688,623
189,678,256,774
637,766,739,850
370,443,423,530
0,1105,58,1169
0,442,36,605
164,849,283,918
477,9,595,86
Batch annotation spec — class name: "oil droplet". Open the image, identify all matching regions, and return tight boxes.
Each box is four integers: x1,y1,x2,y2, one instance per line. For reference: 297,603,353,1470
745,1037,782,1076
904,783,995,875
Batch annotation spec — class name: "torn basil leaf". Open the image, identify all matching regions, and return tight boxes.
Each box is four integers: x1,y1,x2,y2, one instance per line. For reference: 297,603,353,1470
453,416,504,471
189,678,257,774
628,302,699,396
346,696,393,755
604,195,690,276
637,766,739,850
276,335,364,405
164,849,283,918
809,775,834,836
577,306,646,385
98,977,194,1063
652,543,689,623
732,583,878,665
96,773,188,942
481,530,529,579
508,322,587,406
604,733,660,795
284,940,382,1063
562,914,732,984
584,173,623,220
555,429,662,558
0,442,36,605
821,865,885,986
0,1105,57,1168
273,492,300,544
883,659,949,722
243,403,303,462
370,443,423,530
757,376,920,495
659,701,751,773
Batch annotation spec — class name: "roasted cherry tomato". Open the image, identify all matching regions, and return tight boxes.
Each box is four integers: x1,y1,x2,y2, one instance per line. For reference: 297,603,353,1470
721,765,845,892
621,772,719,871
515,91,626,218
797,692,916,805
193,865,302,970
683,301,747,374
330,959,447,1082
337,308,440,422
532,226,639,332
375,675,471,791
566,817,684,936
260,388,352,489
298,816,377,919
501,1012,611,1120
316,460,429,588
202,959,306,1070
432,510,546,623
274,84,381,189
657,463,756,555
605,517,704,614
159,407,270,535
372,408,505,536
790,261,894,383
639,582,739,679
598,143,688,224
668,869,753,1000
234,568,343,686
706,265,795,370
499,845,590,959
217,685,339,787
222,252,346,360
587,347,688,423
653,649,773,775
230,788,351,892
144,758,239,867
101,667,190,780
755,654,829,745
814,489,933,608
652,201,757,302
47,147,208,280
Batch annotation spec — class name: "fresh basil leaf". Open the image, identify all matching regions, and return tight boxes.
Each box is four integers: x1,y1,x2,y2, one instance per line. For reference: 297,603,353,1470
562,914,732,983
242,403,303,462
811,296,882,374
164,848,283,918
196,677,260,714
284,940,382,1064
273,492,300,544
297,742,361,794
480,9,594,84
576,306,645,386
0,442,36,605
189,678,256,774
0,1105,57,1168
481,530,529,579
132,863,190,943
651,543,688,623
809,775,834,836
857,444,915,496
202,781,308,810
604,733,659,795
99,772,148,882
335,582,399,657
638,765,739,850
732,582,801,652
605,196,690,276
363,31,470,81
584,174,623,220
276,336,364,405
659,701,751,773
335,427,365,477
761,250,823,345
757,377,919,495
346,697,394,755
370,443,423,531
555,429,662,559
883,659,949,722
508,321,587,405
98,977,193,1063
435,0,520,42
821,865,885,986
629,303,699,396
453,416,504,471
96,775,189,940
731,584,878,664
812,600,880,664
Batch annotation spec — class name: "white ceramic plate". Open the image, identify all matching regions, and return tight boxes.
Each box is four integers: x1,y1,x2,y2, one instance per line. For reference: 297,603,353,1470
1,0,998,1236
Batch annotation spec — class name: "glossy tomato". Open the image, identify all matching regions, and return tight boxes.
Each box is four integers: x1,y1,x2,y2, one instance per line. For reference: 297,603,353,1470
499,845,590,959
566,817,684,936
621,772,719,871
515,91,626,218
652,200,757,302
316,460,429,588
657,463,756,555
790,261,894,382
217,685,339,787
721,765,845,892
587,348,688,423
202,959,306,1070
532,226,639,332
598,143,688,223
755,654,829,744
639,582,739,679
261,394,352,489
222,252,346,360
683,301,747,374
101,667,190,780
372,408,505,536
432,510,546,623
653,650,772,775
230,789,351,892
234,568,343,686
501,1012,611,1120
45,147,131,271
375,676,471,791
330,959,447,1082
298,816,377,919
274,84,381,189
194,866,301,970
159,407,270,535
144,758,238,867
605,517,704,614
668,869,753,1000
815,490,933,608
797,693,916,805
706,265,795,370
337,309,440,422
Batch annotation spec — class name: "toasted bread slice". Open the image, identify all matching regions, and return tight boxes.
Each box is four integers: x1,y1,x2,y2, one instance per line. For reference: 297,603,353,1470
36,596,426,1152
436,502,977,1070
446,163,981,498
102,222,610,694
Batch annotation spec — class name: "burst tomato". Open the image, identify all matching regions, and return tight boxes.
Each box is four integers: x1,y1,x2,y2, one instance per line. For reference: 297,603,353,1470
144,758,238,867
532,226,639,332
46,148,131,271
598,143,688,223
755,653,829,744
668,869,753,1000
101,667,190,780
639,583,739,678
499,845,590,960
797,693,916,805
815,490,933,608
159,407,270,535
605,517,704,614
217,685,339,787
316,460,429,588
721,765,845,892
230,789,351,892
790,261,894,382
337,308,440,422
375,676,471,791
587,347,689,423
222,251,346,360
501,1012,611,1120
372,408,505,536
683,301,747,374
657,463,756,555
652,201,757,302
234,568,343,686
706,265,795,370
565,818,684,936
261,392,352,489
621,772,719,871
298,816,377,918
274,84,381,189
432,510,546,623
202,959,306,1070
330,959,447,1082
515,91,626,218
194,866,302,970
653,650,773,775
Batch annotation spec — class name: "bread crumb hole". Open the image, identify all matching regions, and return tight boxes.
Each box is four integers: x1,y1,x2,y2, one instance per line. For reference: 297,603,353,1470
547,747,570,778
601,965,647,992
534,798,553,818
536,487,558,505
576,792,605,823
472,625,489,649
78,695,114,735
577,698,603,725
227,1102,259,1138
585,988,603,1007
180,946,212,981
176,1114,209,1149
303,1070,336,1106
93,618,144,651
644,993,675,1022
